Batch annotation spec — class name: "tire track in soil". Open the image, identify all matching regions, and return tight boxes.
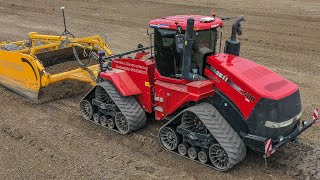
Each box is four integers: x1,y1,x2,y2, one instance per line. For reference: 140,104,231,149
48,100,80,117
45,98,194,179
47,97,160,155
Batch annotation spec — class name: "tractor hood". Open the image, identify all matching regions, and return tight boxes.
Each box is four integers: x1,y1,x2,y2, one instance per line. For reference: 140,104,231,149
206,53,298,100
205,53,301,138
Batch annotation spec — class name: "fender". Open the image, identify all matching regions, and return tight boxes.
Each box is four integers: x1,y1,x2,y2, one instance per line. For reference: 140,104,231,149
204,89,249,135
99,69,142,96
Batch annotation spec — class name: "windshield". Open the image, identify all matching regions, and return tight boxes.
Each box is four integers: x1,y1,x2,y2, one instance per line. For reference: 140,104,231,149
193,30,217,51
154,28,217,78
156,28,217,52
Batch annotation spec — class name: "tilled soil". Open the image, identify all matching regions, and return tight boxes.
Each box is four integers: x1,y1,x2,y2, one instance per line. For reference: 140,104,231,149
276,143,320,178
39,60,96,103
0,0,320,179
45,60,96,75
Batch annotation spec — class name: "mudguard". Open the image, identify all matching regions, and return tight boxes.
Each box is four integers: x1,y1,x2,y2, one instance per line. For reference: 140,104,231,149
99,69,142,96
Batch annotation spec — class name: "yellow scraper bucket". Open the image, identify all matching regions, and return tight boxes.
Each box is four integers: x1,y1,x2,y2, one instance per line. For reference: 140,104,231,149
0,32,113,102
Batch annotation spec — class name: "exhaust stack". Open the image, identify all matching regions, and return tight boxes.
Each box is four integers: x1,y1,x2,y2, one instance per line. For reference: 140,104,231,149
225,16,244,56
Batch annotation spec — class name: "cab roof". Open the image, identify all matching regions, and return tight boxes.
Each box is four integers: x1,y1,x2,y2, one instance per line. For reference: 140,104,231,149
149,15,223,31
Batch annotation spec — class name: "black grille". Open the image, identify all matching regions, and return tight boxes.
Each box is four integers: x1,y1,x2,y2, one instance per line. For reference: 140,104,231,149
247,90,301,139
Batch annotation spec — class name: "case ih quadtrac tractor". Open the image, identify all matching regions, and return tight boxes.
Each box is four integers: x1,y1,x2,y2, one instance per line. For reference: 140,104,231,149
80,15,317,171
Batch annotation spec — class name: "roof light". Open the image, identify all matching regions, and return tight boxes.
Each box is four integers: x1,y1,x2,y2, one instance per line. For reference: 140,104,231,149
200,17,215,23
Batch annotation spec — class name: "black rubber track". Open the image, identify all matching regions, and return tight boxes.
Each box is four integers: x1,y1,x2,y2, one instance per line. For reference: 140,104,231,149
98,81,146,134
186,102,246,170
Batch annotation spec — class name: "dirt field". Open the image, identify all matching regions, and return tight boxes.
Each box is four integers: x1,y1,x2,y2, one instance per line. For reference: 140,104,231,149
1,0,320,179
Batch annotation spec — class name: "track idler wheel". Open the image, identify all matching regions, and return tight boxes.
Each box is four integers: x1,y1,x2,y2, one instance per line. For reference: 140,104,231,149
115,112,130,134
188,146,200,160
93,113,100,123
159,127,181,151
209,144,229,171
80,100,96,120
198,149,209,164
100,116,108,126
178,142,190,156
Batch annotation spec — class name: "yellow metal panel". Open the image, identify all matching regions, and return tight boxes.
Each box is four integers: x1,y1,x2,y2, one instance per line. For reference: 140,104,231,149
0,50,41,100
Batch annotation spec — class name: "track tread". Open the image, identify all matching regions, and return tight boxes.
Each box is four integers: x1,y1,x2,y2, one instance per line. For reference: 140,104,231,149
99,81,146,134
184,102,246,170
50,101,80,116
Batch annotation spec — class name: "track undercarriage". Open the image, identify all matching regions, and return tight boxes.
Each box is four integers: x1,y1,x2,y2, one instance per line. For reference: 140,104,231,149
80,82,246,171
80,81,146,135
159,103,246,171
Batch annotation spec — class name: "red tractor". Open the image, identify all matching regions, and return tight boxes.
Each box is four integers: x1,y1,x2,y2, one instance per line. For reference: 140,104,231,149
80,15,317,171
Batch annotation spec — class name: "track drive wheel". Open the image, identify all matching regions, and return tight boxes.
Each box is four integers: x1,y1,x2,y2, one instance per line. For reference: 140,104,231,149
80,100,95,120
159,127,181,151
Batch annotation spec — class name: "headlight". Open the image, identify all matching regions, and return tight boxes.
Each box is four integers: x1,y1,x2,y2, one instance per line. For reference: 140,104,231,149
265,111,302,128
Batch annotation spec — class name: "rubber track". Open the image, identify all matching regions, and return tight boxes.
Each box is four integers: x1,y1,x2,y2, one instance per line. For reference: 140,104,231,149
99,81,146,134
186,102,246,169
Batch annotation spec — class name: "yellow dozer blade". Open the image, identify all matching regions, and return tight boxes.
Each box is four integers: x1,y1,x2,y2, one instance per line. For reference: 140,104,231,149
0,32,113,102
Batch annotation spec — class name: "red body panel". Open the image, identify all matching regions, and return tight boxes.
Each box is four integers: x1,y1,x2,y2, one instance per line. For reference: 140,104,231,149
102,55,215,118
107,58,155,113
100,69,141,96
134,52,150,60
154,69,189,84
100,52,298,121
149,15,223,31
205,53,299,119
154,80,214,120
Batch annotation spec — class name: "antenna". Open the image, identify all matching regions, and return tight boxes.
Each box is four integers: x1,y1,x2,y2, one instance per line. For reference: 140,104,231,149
60,7,74,38
146,29,154,58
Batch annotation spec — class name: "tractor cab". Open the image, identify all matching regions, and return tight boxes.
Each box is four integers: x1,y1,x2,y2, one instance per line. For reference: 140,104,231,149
149,15,223,79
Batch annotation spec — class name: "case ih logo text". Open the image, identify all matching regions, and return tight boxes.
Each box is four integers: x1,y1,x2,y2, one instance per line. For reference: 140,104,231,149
209,66,255,102
242,91,256,102
209,66,228,82
114,60,148,75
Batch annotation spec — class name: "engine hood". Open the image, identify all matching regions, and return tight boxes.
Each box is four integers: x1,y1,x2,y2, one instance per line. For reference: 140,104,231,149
206,53,298,100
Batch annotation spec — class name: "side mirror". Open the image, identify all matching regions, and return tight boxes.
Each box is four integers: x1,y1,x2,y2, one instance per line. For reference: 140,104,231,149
175,34,184,53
